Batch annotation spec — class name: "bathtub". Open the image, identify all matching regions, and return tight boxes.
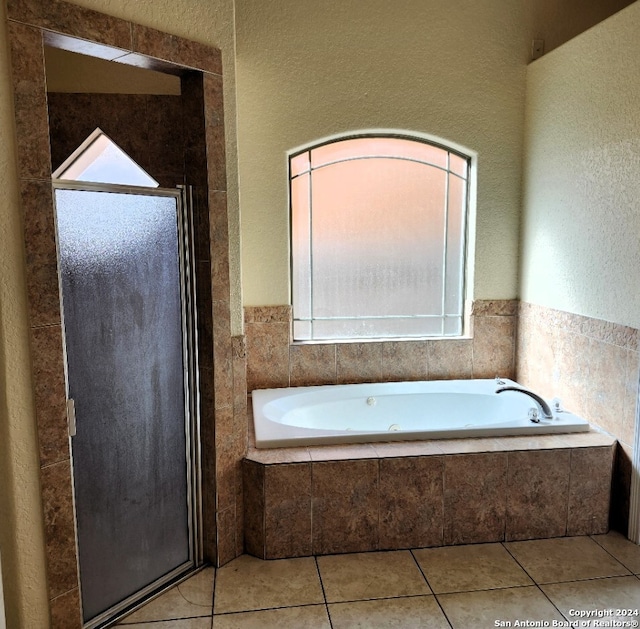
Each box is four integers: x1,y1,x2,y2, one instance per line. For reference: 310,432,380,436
251,378,590,448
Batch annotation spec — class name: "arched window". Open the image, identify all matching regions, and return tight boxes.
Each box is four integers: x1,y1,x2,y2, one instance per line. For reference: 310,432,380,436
290,134,470,341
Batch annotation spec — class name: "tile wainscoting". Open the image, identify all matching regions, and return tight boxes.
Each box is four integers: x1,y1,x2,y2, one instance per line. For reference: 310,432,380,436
242,300,639,556
517,302,639,532
244,300,518,391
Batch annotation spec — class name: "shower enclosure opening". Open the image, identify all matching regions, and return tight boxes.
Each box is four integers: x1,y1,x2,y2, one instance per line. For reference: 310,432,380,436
52,130,201,628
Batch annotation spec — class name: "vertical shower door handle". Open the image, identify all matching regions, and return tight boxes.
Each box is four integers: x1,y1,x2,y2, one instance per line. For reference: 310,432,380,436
67,398,77,437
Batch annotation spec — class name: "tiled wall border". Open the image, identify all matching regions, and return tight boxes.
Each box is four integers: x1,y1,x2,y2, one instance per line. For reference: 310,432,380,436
244,300,518,391
243,437,615,559
517,301,639,533
6,0,243,625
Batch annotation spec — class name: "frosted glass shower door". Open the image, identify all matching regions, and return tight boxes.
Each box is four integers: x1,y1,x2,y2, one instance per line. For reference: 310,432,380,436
54,185,195,625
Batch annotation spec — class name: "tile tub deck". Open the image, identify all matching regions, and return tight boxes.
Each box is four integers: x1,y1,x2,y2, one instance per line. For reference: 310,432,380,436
243,428,616,560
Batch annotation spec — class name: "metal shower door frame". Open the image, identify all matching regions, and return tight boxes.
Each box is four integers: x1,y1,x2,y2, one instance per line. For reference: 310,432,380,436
52,180,203,628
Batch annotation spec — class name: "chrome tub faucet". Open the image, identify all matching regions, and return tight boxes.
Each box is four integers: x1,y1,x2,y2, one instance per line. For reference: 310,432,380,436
495,385,554,421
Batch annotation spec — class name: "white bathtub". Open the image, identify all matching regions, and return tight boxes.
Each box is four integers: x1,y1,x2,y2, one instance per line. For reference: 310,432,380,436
251,378,590,448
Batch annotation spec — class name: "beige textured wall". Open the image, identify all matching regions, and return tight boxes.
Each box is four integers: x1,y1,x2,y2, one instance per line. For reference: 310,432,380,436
0,1,238,626
1,0,635,625
235,0,530,306
520,0,640,329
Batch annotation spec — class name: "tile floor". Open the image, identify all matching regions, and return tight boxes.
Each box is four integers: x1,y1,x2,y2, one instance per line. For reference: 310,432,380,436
116,532,640,628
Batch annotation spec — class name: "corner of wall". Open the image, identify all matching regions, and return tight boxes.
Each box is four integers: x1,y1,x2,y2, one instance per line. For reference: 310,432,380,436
0,4,50,625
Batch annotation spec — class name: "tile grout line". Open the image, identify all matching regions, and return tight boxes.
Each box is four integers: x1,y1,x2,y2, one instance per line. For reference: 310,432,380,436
504,450,510,541
310,461,315,556
212,602,330,617
376,458,381,552
589,533,640,576
441,456,447,544
565,449,573,536
313,587,548,624
537,574,638,586
414,582,542,596
261,461,266,559
210,559,218,627
120,612,212,625
313,556,334,629
500,541,572,622
409,549,454,629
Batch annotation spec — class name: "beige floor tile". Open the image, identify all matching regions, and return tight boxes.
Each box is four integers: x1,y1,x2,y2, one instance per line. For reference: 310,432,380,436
213,605,331,629
542,576,640,617
438,586,565,629
504,536,631,584
213,555,323,614
328,595,450,629
120,619,211,628
180,568,216,605
413,543,533,593
120,568,214,624
592,531,640,573
317,550,430,603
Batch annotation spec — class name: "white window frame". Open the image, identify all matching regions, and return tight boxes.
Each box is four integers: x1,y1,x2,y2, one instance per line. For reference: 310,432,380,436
289,131,475,342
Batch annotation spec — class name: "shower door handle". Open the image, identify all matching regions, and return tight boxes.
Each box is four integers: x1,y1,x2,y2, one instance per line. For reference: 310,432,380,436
67,398,77,437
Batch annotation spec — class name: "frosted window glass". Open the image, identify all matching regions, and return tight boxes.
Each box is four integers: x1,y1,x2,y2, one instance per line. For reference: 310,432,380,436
291,173,312,320
311,137,448,170
445,174,467,315
293,320,312,340
443,316,463,336
311,159,445,318
312,317,444,340
290,152,310,177
449,153,468,179
291,136,469,341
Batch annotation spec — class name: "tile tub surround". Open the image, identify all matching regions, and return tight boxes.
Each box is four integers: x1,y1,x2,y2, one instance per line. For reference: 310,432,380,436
243,430,615,560
244,300,517,392
517,301,639,532
517,302,638,448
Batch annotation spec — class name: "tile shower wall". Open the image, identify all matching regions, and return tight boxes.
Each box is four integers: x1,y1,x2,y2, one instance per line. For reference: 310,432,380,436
244,300,517,391
517,301,639,531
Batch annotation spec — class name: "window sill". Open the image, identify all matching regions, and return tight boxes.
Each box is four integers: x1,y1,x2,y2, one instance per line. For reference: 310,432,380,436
291,335,473,345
